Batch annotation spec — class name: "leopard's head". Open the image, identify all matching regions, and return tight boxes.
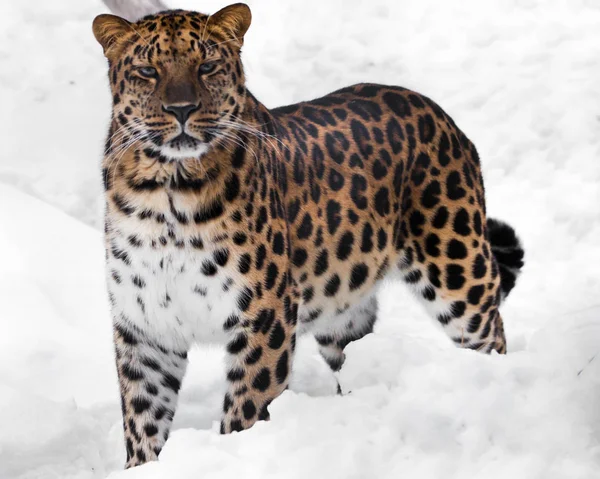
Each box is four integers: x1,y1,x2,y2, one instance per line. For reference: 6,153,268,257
93,4,251,160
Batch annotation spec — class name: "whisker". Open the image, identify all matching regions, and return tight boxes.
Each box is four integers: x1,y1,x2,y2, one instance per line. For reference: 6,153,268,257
216,120,289,154
213,129,261,170
105,126,157,181
124,23,151,48
218,116,289,150
206,35,244,48
201,14,212,43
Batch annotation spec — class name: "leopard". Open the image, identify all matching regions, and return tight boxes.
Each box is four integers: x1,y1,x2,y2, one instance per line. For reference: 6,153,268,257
92,3,525,468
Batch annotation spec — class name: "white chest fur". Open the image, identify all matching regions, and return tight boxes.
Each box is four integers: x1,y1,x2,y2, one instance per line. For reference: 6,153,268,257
106,221,242,351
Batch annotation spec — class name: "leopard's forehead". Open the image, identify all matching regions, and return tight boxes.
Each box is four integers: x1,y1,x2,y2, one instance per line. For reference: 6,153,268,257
138,9,208,30
119,10,236,65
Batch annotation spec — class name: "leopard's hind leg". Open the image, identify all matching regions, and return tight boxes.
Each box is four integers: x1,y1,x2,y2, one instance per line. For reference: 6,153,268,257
394,207,523,353
315,295,378,372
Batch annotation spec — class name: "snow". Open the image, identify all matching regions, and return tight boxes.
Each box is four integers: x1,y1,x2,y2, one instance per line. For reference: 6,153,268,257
1,0,600,477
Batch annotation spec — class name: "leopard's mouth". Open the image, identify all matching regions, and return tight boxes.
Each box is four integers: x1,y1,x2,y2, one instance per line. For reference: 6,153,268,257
170,132,199,148
160,132,209,160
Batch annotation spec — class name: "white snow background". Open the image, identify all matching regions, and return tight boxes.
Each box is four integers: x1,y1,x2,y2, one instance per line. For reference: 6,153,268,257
1,0,599,478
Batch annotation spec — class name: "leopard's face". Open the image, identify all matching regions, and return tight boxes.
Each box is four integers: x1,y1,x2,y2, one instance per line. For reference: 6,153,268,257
94,7,251,160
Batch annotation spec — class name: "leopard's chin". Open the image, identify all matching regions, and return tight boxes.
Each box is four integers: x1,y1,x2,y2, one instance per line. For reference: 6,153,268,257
160,133,209,160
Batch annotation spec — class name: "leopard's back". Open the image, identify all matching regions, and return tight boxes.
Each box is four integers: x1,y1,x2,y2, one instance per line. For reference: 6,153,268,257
269,84,521,360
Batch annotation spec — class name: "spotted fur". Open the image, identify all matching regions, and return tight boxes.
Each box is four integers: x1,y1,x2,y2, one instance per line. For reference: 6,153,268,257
93,4,524,468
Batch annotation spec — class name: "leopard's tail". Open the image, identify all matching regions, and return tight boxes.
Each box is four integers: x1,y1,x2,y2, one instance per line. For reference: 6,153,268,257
487,218,525,301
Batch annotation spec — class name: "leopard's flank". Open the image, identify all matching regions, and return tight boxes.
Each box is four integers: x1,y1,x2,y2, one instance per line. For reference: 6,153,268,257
93,3,525,468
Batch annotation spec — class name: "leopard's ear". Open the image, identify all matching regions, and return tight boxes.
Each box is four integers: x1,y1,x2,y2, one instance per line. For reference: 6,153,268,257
92,14,132,55
209,3,252,46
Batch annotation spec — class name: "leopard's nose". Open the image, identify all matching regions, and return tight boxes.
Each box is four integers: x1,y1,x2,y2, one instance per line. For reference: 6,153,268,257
162,103,199,124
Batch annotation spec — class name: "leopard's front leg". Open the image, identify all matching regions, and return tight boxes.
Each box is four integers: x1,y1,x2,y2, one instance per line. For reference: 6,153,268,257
113,318,189,468
220,289,297,433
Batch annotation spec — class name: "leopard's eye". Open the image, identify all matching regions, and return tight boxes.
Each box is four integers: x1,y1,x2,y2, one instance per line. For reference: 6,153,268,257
137,66,158,78
198,61,218,75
